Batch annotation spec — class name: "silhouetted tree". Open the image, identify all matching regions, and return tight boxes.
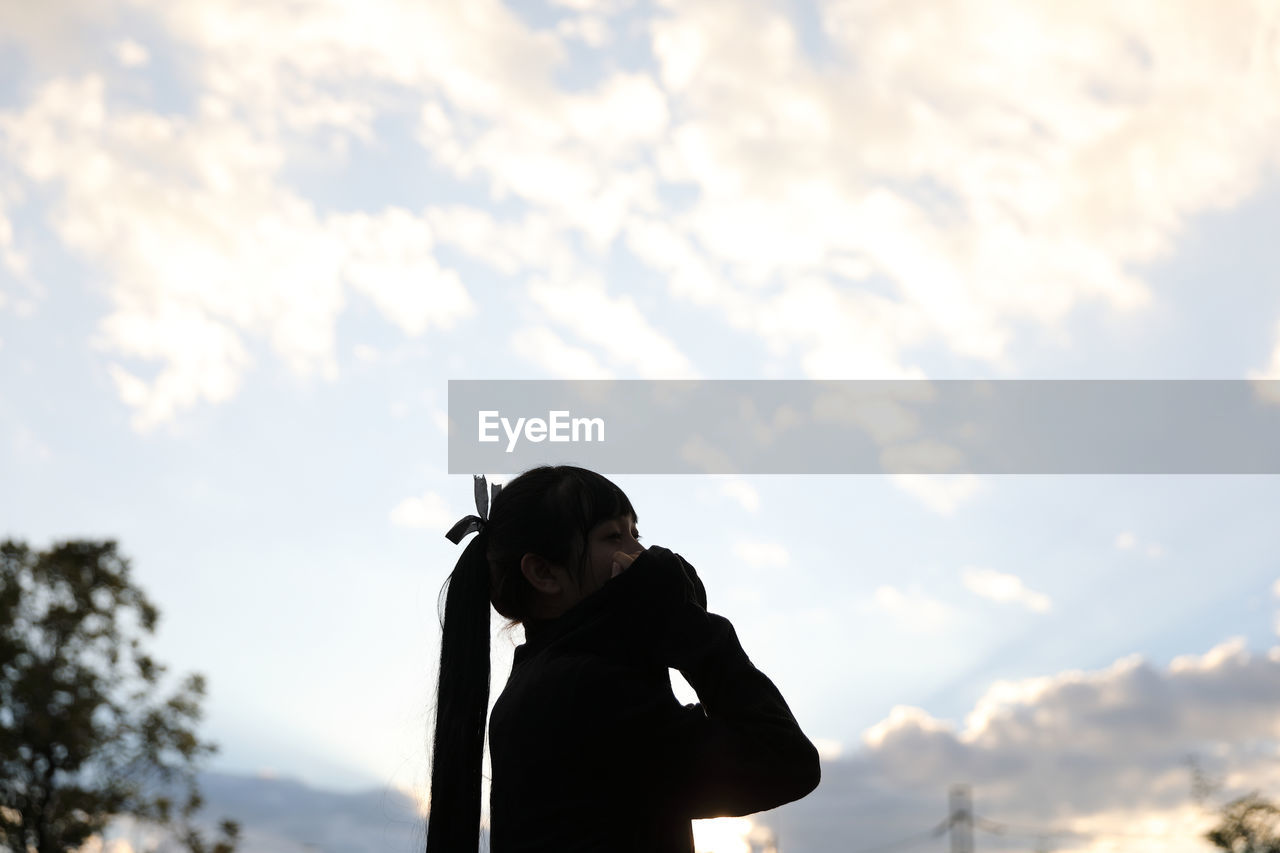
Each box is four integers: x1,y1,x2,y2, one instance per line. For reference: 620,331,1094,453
1205,791,1280,853
0,539,240,853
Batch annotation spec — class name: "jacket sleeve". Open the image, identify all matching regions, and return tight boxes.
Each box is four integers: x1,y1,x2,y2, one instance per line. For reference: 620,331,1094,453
577,605,821,820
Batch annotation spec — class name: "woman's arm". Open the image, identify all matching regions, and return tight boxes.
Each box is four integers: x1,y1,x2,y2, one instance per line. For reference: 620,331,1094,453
581,547,821,819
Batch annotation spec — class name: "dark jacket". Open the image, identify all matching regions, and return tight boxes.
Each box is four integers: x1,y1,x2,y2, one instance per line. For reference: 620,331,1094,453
488,546,821,852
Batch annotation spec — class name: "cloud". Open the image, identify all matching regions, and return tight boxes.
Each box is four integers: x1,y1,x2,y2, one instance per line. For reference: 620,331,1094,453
527,275,697,378
333,207,475,337
424,206,574,278
731,540,790,570
637,0,1280,376
961,566,1052,613
862,704,955,750
811,738,843,761
1116,530,1166,558
0,205,29,280
0,76,328,428
766,636,1280,853
112,39,149,68
1272,579,1280,638
889,474,984,515
871,584,955,633
691,816,756,853
77,837,135,853
555,14,611,48
390,491,456,531
510,326,613,379
1248,319,1280,404
7,0,1280,428
0,74,483,430
718,478,760,512
0,0,121,69
430,408,448,433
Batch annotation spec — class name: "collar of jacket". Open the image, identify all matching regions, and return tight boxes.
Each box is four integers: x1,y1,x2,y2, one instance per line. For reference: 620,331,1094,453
515,564,659,667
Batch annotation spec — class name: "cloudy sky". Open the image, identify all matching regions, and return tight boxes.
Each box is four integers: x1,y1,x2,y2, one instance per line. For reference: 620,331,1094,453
3,0,1280,851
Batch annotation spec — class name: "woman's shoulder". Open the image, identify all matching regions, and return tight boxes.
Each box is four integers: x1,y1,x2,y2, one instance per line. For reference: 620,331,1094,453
501,646,669,711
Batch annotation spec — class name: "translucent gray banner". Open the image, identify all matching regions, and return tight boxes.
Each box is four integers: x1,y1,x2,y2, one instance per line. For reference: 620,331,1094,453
447,380,1280,474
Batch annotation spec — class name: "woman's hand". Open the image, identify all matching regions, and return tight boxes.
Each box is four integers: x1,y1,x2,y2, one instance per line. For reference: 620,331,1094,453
611,545,707,611
611,548,642,578
609,545,712,672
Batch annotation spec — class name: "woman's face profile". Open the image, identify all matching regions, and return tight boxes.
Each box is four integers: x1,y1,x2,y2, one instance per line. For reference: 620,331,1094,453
521,512,644,618
575,512,643,602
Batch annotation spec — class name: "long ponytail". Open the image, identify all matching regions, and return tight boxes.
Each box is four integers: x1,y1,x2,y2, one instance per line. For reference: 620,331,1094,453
426,530,492,852
425,466,637,851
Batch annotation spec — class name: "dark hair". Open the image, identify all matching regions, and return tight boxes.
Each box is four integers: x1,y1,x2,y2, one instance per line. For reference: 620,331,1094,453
425,465,636,852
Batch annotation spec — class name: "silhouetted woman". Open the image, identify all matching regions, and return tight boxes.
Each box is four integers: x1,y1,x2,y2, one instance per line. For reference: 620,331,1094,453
427,465,820,852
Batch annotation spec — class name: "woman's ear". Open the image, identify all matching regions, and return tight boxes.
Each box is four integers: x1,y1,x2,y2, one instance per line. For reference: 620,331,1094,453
520,553,564,595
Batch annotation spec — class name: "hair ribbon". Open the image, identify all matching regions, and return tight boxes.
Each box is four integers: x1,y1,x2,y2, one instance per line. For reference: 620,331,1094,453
445,474,502,544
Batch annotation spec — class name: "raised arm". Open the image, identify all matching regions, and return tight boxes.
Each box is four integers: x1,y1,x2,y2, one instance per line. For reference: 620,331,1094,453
580,546,821,819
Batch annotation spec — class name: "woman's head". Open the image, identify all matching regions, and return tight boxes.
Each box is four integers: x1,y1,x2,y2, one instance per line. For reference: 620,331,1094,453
426,465,640,851
483,465,642,621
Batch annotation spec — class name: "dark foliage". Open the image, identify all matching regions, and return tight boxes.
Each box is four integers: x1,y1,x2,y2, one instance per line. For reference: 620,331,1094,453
1206,792,1280,853
0,539,240,853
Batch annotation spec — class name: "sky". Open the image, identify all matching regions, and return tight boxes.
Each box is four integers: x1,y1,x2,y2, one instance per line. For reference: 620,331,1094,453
2,0,1280,851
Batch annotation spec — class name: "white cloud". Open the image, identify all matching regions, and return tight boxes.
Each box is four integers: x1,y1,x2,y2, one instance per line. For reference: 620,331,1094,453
0,205,29,279
430,408,448,433
1116,530,1166,558
691,816,755,853
527,276,697,378
717,478,760,512
811,738,843,761
871,584,955,633
333,208,475,337
1248,319,1280,404
102,312,252,434
113,39,150,68
0,0,118,67
510,326,613,379
889,474,984,515
1,76,334,427
1261,320,1280,376
862,704,954,750
637,0,1280,378
11,425,52,462
549,0,623,11
1169,637,1248,674
390,491,456,532
0,74,484,430
961,566,1052,613
424,206,573,278
556,14,611,48
7,0,1280,430
731,541,789,570
770,635,1280,853
78,837,135,853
